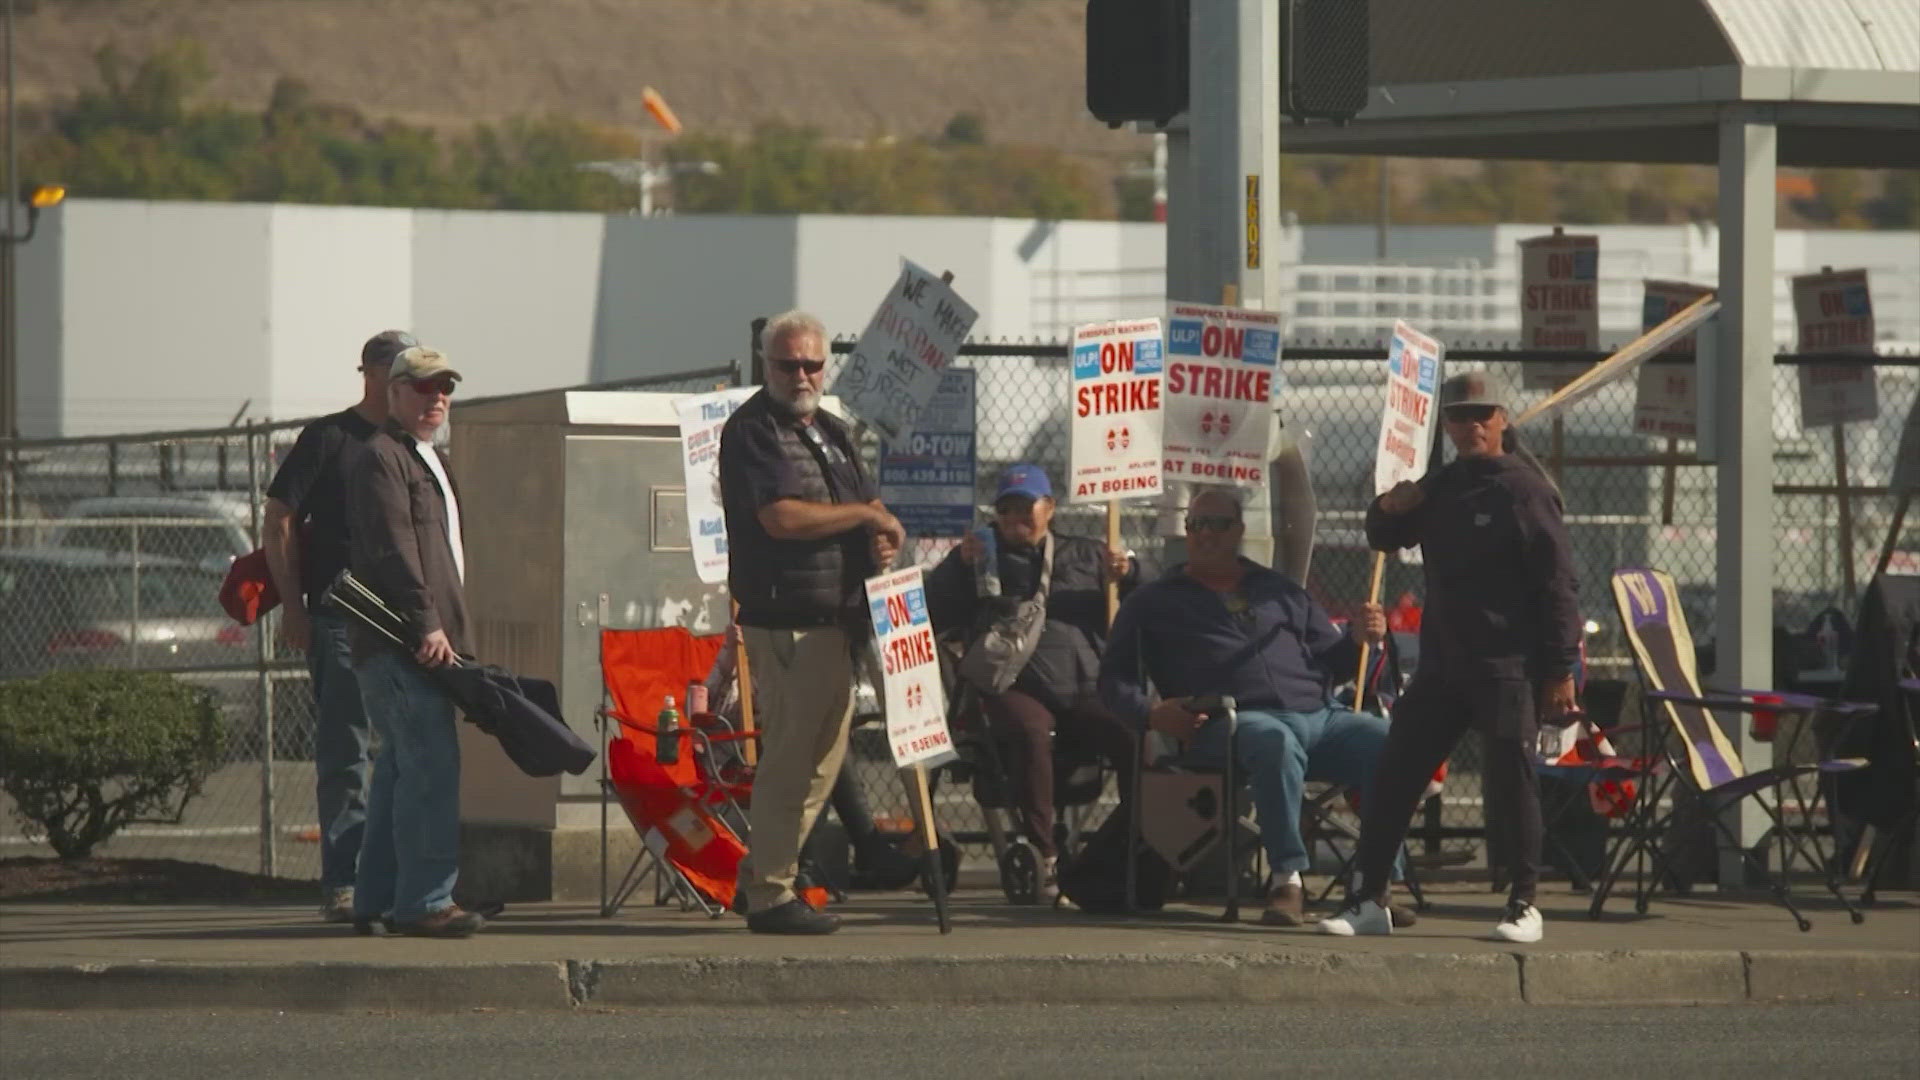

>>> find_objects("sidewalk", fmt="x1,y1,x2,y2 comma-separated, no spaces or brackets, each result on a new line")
3,883,1916,1011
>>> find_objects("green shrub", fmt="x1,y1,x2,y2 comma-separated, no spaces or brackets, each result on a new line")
0,670,225,860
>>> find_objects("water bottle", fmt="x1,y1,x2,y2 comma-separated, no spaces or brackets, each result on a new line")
975,526,1000,597
656,695,681,765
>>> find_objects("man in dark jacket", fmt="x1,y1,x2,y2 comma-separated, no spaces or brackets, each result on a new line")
925,464,1136,901
263,328,412,922
1322,370,1580,944
344,345,484,939
1100,486,1403,927
719,310,905,935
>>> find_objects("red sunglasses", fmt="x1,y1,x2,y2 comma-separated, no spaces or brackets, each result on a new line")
405,376,458,396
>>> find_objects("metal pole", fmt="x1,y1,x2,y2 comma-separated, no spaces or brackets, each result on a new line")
246,422,276,875
3,0,16,449
1714,111,1777,884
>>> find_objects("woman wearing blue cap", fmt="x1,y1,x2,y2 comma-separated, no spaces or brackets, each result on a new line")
924,463,1137,903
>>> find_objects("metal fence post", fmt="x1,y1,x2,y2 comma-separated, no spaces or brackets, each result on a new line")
246,421,276,877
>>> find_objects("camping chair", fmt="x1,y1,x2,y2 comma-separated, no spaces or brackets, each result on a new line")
1591,568,1875,931
596,626,758,918
1124,695,1251,922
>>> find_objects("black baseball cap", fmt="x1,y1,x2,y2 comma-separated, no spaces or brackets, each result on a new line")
360,330,418,371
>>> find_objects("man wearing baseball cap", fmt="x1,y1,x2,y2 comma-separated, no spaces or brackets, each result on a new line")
345,344,482,937
262,329,415,923
1323,368,1580,944
924,463,1136,903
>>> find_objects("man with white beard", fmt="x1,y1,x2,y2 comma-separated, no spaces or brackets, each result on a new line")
718,311,906,934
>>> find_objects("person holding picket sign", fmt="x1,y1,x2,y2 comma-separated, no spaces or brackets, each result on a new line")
1321,370,1581,943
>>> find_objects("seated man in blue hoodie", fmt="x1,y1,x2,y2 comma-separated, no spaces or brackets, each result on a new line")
1099,485,1410,928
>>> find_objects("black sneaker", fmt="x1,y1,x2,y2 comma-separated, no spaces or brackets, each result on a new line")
745,898,841,935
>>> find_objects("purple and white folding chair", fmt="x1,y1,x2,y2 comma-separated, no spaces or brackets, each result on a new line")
1592,568,1875,931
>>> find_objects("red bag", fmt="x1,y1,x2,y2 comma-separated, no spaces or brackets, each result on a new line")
219,548,280,626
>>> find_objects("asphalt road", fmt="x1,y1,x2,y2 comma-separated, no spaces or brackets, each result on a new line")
3,1003,1915,1079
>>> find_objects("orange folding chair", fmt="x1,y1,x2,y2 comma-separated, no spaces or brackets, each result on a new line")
596,626,828,918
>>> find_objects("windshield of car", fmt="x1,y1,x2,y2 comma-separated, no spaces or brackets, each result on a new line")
60,567,222,621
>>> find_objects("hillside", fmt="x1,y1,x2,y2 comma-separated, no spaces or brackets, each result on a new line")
15,0,1139,157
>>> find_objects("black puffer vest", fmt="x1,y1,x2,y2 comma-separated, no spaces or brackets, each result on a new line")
720,391,873,630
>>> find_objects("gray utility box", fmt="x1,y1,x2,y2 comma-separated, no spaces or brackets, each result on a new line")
449,389,735,901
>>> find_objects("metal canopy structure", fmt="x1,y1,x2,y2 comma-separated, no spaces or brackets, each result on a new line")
1281,0,1920,168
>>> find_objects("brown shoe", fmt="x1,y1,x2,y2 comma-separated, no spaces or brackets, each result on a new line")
397,905,485,938
1261,882,1306,927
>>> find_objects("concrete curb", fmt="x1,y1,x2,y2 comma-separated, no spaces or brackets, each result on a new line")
4,951,1915,1010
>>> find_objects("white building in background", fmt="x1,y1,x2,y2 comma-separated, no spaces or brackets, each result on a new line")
12,198,1918,436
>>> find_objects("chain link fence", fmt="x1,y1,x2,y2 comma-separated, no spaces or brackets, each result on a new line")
0,365,738,881
4,346,1913,884
825,339,1918,867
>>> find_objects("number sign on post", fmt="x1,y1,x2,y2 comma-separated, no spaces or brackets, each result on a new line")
1519,230,1599,391
864,567,956,769
879,368,977,537
1793,268,1878,429
1632,280,1713,439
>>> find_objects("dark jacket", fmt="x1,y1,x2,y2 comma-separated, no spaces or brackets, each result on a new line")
1365,452,1579,683
925,529,1134,709
718,390,877,630
344,421,469,660
1099,558,1360,728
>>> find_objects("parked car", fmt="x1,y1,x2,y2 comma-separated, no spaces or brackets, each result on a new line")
0,548,309,760
45,493,255,573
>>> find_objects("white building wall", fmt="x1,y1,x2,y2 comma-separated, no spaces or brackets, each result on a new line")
12,199,1917,436
266,204,414,418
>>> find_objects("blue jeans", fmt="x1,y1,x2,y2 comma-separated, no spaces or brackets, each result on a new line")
353,650,461,923
1186,703,1401,880
309,611,372,892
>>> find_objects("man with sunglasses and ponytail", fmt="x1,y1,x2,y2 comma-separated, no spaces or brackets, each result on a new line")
1100,486,1411,929
345,345,483,938
719,310,905,935
1321,370,1580,944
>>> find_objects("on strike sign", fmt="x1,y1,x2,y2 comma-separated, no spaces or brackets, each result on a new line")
1519,231,1599,390
864,566,955,769
1069,318,1164,503
1372,321,1444,496
1632,280,1712,438
1161,302,1280,489
1793,268,1878,429
833,260,979,444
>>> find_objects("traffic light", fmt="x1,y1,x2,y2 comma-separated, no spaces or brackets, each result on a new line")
1282,0,1370,123
1085,0,1189,128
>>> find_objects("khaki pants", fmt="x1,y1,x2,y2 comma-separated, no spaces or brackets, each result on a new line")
736,624,856,913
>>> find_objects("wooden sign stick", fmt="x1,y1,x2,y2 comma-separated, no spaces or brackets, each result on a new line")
1105,500,1121,626
1354,552,1386,709
1833,424,1857,601
729,599,758,766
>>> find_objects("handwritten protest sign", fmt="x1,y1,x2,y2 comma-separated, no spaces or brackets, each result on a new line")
1069,318,1164,504
1519,231,1599,390
864,567,956,769
1632,280,1713,438
674,387,757,584
832,260,979,444
1371,321,1444,497
1793,268,1878,429
880,368,976,537
1161,302,1280,489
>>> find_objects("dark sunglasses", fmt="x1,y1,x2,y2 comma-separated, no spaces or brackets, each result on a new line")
1443,404,1499,424
771,358,827,376
405,376,458,397
1185,515,1239,533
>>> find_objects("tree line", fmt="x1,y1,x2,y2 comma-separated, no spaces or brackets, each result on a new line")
20,41,1915,228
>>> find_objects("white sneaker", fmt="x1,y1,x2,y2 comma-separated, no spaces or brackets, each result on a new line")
1318,897,1393,937
1493,900,1544,943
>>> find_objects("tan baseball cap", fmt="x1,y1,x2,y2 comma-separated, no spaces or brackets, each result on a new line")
389,346,463,383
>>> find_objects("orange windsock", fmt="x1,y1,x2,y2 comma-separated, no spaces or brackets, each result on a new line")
641,86,683,135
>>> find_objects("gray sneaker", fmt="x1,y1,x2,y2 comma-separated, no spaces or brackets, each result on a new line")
1318,897,1393,936
320,887,355,924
